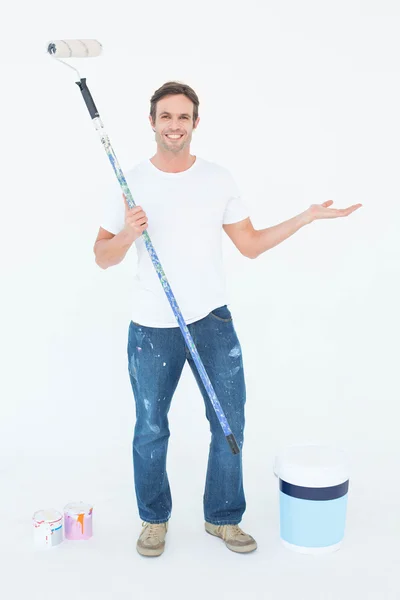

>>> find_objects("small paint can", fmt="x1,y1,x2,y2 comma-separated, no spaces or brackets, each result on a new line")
33,509,64,548
64,501,93,540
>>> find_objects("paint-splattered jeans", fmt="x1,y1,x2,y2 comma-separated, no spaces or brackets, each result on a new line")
127,304,246,525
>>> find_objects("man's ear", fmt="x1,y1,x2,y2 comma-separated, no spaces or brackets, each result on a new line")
149,115,156,131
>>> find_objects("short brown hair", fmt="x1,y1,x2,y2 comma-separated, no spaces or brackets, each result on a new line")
150,81,199,125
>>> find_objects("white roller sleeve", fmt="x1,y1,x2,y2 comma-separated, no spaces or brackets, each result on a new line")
47,39,102,58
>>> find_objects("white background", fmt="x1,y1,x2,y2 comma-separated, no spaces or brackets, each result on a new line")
1,1,399,598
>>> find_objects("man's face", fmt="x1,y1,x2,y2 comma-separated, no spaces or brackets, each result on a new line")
150,94,199,154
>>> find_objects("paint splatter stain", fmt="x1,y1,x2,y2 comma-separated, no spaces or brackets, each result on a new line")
148,422,160,434
144,399,150,411
229,345,241,358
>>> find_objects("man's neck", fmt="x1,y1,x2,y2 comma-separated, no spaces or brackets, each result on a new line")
150,152,196,173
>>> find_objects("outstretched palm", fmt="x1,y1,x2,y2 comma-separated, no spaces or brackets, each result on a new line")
307,200,362,222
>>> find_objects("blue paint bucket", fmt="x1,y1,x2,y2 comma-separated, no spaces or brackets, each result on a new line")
274,445,349,554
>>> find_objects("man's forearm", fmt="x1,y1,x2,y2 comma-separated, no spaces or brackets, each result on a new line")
252,211,312,258
94,228,137,269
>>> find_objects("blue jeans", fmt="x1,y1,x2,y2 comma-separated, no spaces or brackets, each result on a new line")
126,305,246,525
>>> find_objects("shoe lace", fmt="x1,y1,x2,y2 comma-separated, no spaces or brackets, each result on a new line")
142,521,164,542
217,524,245,541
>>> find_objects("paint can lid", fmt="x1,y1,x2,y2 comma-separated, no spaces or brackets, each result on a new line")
274,444,349,488
64,501,93,516
32,509,62,524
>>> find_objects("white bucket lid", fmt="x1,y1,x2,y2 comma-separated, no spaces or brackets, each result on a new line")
64,501,93,516
33,509,62,524
274,444,349,488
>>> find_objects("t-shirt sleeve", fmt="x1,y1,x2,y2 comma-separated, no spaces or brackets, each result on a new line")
99,180,126,235
223,171,250,225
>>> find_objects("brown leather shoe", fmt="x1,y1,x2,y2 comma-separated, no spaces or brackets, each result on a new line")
136,521,168,557
205,522,257,553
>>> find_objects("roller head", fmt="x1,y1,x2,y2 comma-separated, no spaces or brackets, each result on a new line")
47,39,102,58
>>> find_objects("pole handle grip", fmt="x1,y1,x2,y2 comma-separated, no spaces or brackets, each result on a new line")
226,434,240,455
76,78,99,119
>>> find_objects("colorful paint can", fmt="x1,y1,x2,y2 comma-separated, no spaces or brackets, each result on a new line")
274,444,349,554
33,509,64,547
64,502,93,540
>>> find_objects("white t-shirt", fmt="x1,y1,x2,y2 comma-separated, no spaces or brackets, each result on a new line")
100,156,250,327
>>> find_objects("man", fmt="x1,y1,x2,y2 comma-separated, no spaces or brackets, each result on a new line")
93,81,362,557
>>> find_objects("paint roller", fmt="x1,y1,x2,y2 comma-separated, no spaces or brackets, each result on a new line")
46,39,240,455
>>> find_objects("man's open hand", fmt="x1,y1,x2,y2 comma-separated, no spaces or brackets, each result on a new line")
304,200,363,224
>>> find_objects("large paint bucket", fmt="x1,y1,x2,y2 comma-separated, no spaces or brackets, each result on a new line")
64,501,93,540
274,444,349,554
33,509,63,548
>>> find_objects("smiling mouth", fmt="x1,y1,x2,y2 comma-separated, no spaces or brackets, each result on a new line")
165,134,184,140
